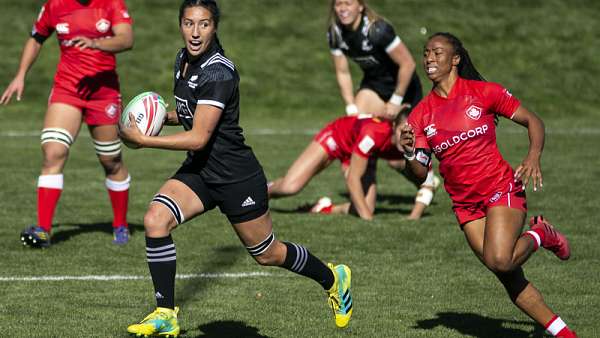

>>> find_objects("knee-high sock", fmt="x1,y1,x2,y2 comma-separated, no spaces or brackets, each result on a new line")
146,235,176,309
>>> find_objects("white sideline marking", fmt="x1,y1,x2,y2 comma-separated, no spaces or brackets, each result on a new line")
0,272,274,282
0,127,599,137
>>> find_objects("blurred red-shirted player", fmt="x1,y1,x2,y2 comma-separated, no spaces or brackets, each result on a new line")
400,32,577,337
268,110,438,221
1,0,134,247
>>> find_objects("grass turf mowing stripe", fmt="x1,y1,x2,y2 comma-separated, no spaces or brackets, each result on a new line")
0,271,277,282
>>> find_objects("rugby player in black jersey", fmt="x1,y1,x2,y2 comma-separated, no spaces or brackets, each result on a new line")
328,0,422,120
120,1,352,335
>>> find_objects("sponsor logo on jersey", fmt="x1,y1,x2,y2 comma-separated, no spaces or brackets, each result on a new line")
175,96,193,119
96,19,110,33
466,105,483,120
105,103,118,118
358,135,375,154
241,196,256,207
188,74,199,89
425,124,437,138
489,191,502,203
56,23,70,34
432,124,489,154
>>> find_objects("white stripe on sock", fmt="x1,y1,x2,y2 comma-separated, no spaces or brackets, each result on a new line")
546,316,566,336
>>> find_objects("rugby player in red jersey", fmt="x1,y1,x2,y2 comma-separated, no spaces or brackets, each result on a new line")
1,0,134,247
400,32,577,338
268,109,438,221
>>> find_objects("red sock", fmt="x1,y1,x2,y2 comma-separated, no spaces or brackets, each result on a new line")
106,176,130,228
37,174,64,232
545,315,576,337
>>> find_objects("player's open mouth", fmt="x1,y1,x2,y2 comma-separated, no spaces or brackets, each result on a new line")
189,40,202,50
426,66,437,75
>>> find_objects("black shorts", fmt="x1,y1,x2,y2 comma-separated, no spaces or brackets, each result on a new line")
359,73,423,108
172,167,269,224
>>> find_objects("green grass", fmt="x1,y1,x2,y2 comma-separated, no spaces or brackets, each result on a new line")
1,1,599,337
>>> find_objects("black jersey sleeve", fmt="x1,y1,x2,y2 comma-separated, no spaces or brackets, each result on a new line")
327,26,340,50
193,64,235,109
368,19,398,50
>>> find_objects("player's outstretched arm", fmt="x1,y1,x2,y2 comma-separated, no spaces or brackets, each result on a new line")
0,38,42,105
511,105,545,191
72,23,133,53
332,53,357,115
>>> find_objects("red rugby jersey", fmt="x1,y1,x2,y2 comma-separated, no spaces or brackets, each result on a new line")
32,0,132,89
408,77,521,204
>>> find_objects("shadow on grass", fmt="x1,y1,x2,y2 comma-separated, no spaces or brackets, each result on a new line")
51,222,144,245
413,311,546,338
177,245,245,307
183,320,270,337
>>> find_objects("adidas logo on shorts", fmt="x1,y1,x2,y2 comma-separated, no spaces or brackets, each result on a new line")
241,196,256,207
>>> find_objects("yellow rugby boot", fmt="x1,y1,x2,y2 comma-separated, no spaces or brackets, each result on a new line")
127,306,180,337
326,263,353,328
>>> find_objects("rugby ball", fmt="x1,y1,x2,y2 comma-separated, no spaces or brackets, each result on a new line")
121,92,167,136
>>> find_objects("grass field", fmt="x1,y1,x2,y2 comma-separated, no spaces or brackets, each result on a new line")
1,0,599,337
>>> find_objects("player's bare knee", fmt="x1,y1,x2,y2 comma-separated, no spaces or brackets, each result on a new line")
484,253,515,274
99,154,123,175
42,145,69,169
143,208,173,236
280,180,303,196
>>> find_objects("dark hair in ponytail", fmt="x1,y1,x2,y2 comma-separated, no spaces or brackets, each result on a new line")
179,0,220,28
430,32,484,81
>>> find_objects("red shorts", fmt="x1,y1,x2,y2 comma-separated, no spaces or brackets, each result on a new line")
314,124,351,167
452,180,527,226
48,75,122,126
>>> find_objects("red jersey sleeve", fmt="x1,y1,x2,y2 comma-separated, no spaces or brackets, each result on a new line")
32,2,53,39
488,82,521,119
407,106,430,150
109,0,133,25
352,121,389,158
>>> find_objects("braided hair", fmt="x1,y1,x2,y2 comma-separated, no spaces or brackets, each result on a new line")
429,32,484,81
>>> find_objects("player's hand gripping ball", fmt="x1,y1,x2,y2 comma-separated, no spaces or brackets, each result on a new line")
120,92,167,148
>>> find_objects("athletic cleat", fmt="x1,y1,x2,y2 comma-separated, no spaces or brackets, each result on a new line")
529,215,571,260
113,225,130,245
127,307,180,337
311,197,333,214
326,263,353,328
20,226,51,248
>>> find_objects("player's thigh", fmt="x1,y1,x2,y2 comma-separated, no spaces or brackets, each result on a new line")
88,124,119,141
146,179,206,232
43,103,83,140
462,217,486,262
284,141,331,185
484,206,526,259
355,88,385,114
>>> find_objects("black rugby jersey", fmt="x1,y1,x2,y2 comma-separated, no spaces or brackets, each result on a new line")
328,15,419,94
173,42,262,184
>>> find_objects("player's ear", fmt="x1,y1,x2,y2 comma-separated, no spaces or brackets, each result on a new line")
452,54,460,67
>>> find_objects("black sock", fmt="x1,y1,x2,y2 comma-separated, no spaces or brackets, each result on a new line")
146,235,176,309
281,242,334,290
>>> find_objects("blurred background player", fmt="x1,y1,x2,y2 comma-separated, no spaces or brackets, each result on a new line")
268,108,437,220
400,32,577,338
327,0,421,119
120,1,352,335
0,0,134,247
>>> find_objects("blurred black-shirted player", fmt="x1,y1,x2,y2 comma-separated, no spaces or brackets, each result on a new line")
327,0,422,119
120,1,354,336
